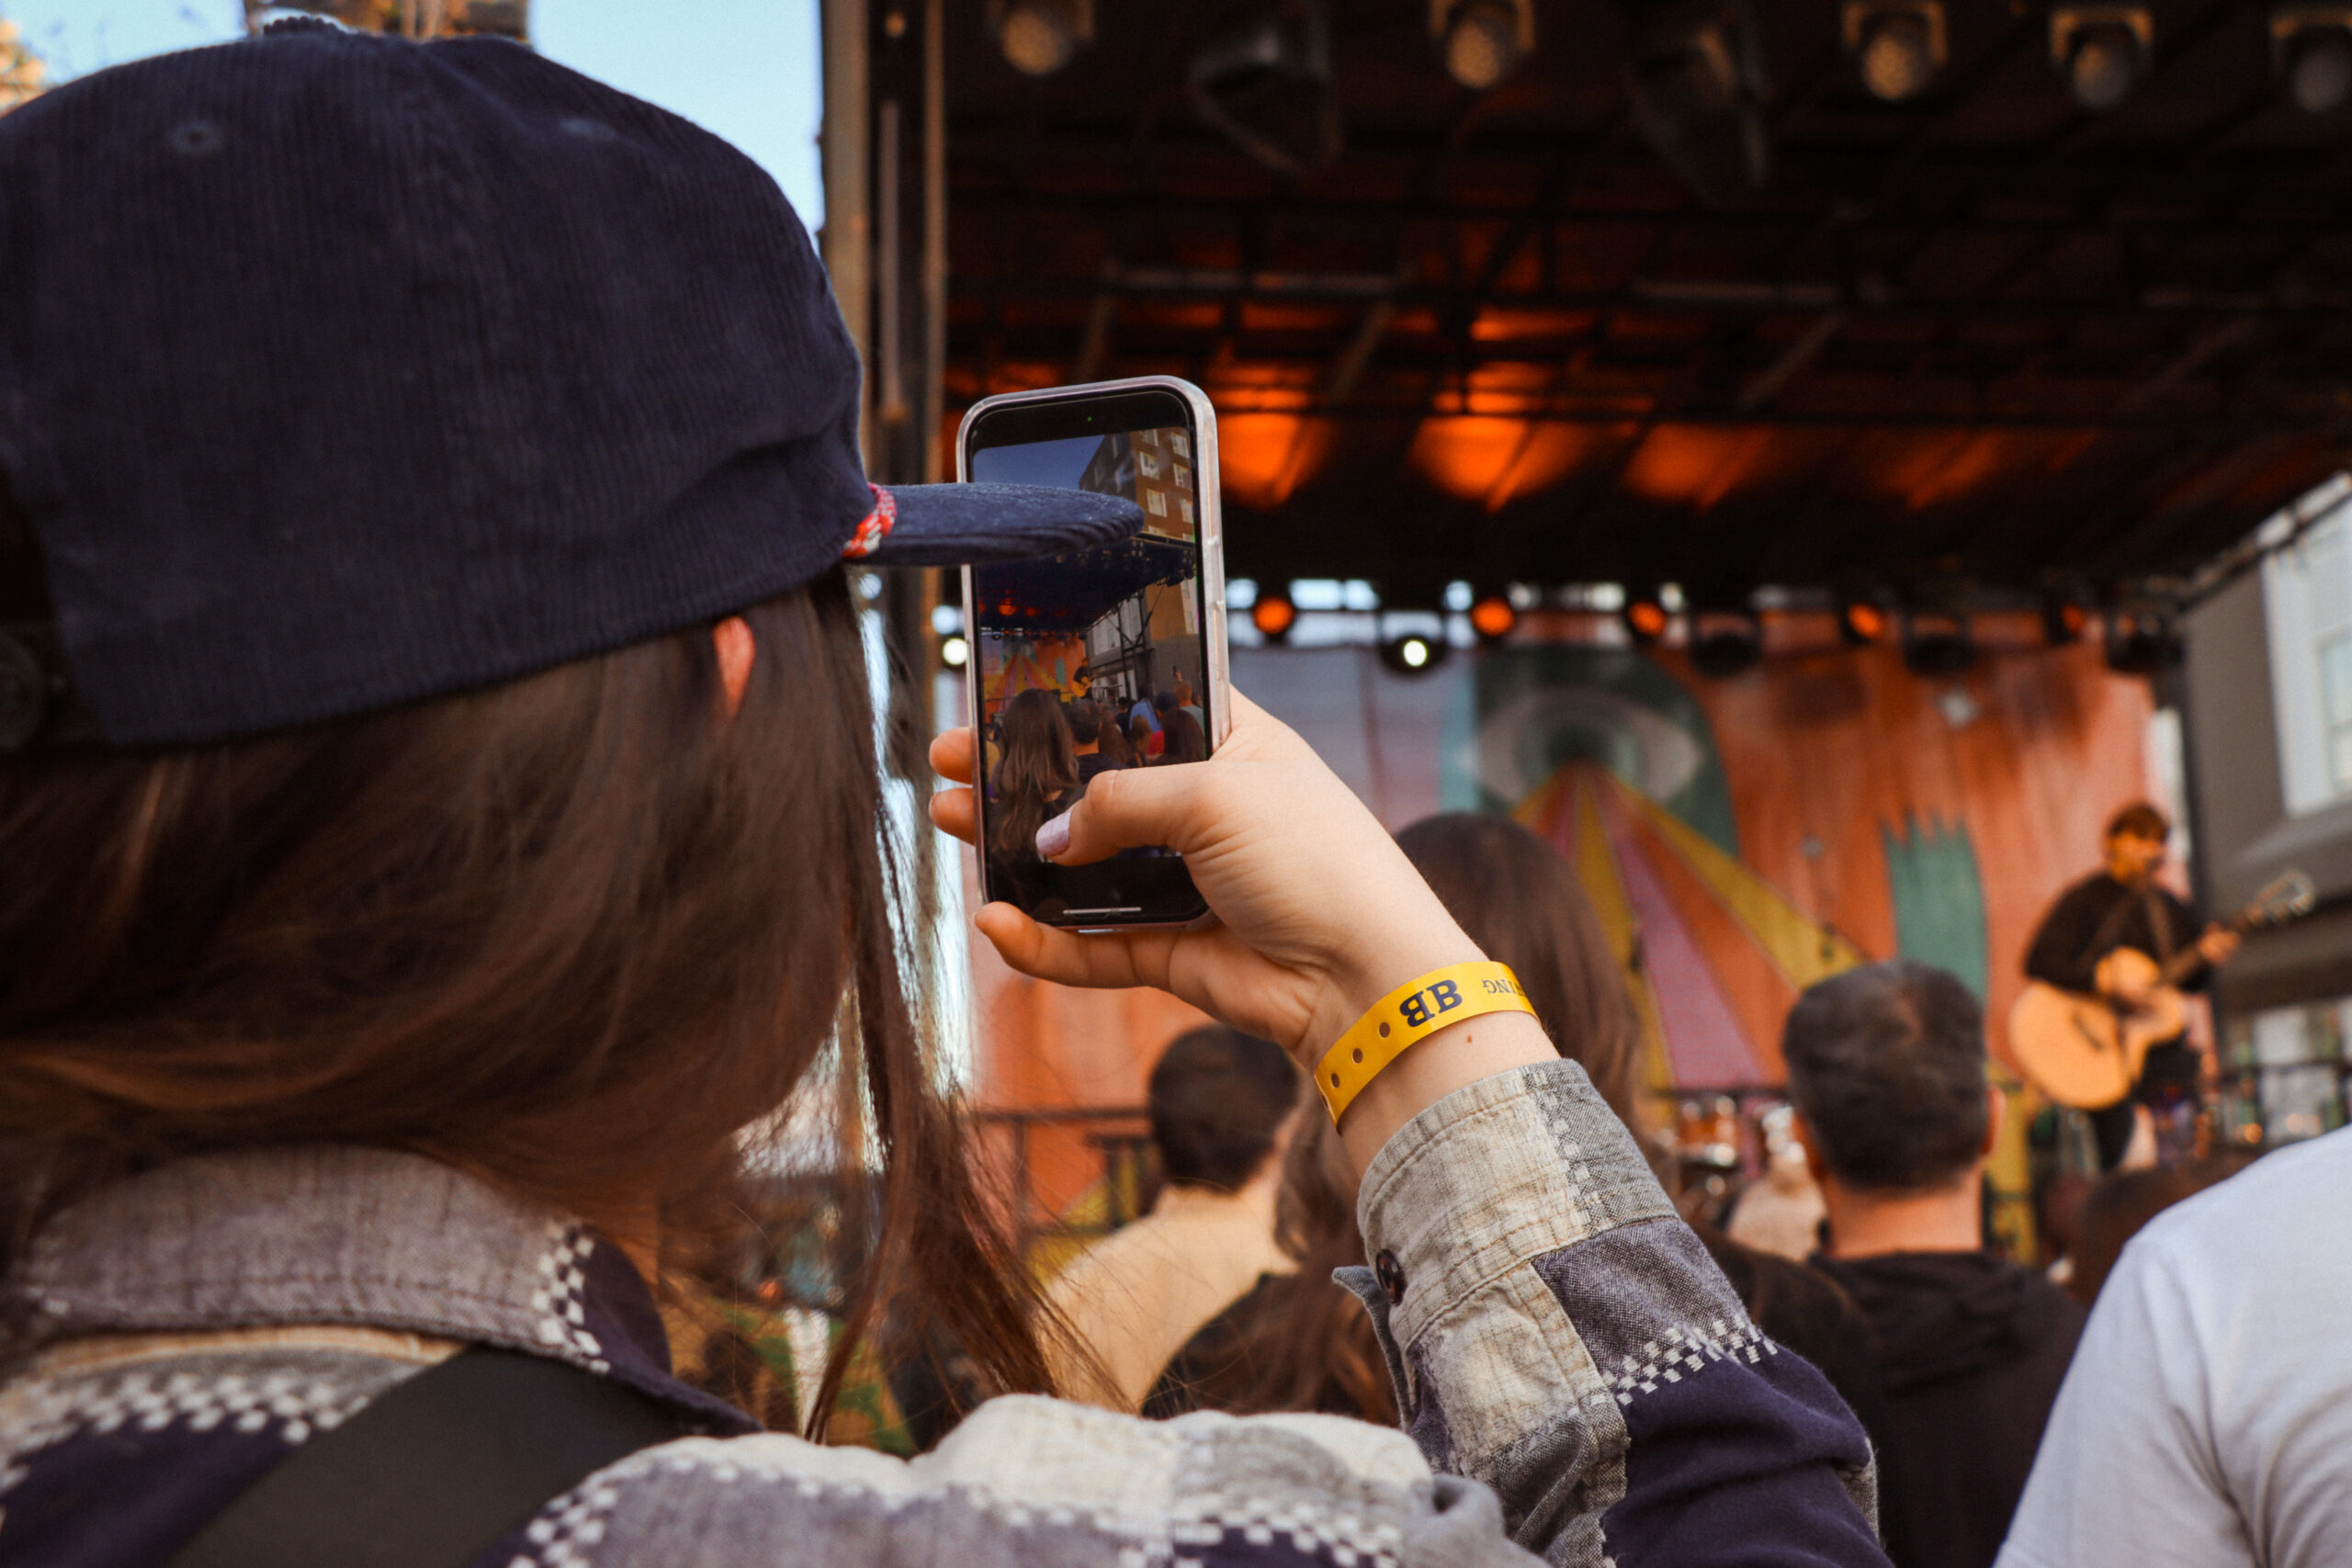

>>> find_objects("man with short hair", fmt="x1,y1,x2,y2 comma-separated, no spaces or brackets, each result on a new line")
1067,698,1121,790
1043,1027,1301,1412
1786,961,2085,1568
2022,802,2238,1169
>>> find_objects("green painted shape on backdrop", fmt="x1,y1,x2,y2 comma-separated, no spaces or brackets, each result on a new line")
1471,645,1740,855
1882,813,1989,999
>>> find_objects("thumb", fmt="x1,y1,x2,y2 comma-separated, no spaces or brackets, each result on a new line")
1039,761,1204,864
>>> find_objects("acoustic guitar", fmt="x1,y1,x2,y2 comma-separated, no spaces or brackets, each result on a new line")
2008,870,2315,1110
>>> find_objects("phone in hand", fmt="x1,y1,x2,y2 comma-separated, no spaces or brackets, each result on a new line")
957,377,1229,930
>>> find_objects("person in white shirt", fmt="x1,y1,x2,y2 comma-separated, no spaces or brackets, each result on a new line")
1996,1127,2346,1568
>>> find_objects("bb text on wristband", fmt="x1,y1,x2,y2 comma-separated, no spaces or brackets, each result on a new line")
1313,960,1536,1124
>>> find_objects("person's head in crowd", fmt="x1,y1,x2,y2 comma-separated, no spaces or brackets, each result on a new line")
1097,712,1136,767
1130,710,1163,757
0,23,1149,1436
986,687,1078,864
2104,800,2170,884
1067,698,1105,756
1781,961,1996,1253
2064,1153,2253,1304
1155,707,1206,766
1152,689,1178,717
1394,812,1645,1133
1148,1026,1301,1194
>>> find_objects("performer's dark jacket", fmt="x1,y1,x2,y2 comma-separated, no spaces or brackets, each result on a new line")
2023,872,2210,998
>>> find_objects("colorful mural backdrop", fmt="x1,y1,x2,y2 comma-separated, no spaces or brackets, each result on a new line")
968,626,2166,1248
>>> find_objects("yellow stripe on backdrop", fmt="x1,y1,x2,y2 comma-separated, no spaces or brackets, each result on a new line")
1512,768,1679,1107
1616,776,1866,990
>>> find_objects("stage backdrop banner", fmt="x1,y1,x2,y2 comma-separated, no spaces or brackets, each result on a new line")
966,631,2167,1251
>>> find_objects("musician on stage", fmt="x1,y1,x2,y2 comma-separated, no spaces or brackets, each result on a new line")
2023,802,2239,1171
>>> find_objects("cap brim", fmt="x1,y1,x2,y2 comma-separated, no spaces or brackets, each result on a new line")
860,482,1146,567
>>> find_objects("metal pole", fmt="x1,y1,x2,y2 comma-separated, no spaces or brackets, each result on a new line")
820,0,873,466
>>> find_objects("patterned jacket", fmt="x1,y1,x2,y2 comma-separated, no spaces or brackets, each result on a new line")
0,1061,1886,1568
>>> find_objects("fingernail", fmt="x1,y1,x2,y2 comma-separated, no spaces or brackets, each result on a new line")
1035,810,1072,860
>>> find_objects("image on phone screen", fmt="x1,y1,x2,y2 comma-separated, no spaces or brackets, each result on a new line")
967,395,1215,926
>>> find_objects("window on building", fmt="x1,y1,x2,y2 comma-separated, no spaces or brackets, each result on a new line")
2324,633,2352,794
1174,464,1190,488
1170,432,1190,457
1146,490,1166,516
1179,497,1193,525
1137,452,1160,478
2265,498,2352,814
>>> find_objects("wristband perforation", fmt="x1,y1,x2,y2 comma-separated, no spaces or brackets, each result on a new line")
1313,961,1535,1123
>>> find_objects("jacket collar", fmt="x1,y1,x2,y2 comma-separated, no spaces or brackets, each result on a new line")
12,1145,756,1434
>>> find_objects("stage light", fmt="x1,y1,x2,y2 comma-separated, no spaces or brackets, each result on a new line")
941,635,969,669
2102,606,2182,674
1432,0,1533,90
2040,587,2089,646
1844,0,1944,101
2273,7,2352,113
1837,588,1890,646
1191,0,1342,177
1623,592,1671,645
1689,610,1764,677
1252,590,1298,641
2051,6,2152,112
1623,0,1772,206
1470,594,1519,643
1380,631,1449,675
989,0,1093,75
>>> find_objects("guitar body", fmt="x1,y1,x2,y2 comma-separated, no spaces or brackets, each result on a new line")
2008,949,2188,1111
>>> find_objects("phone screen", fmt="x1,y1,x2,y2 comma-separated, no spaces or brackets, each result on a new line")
966,386,1215,927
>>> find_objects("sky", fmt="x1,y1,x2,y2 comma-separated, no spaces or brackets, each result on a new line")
968,434,1105,491
0,0,825,223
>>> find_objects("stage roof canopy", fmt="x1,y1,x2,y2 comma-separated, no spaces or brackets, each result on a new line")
942,0,2352,603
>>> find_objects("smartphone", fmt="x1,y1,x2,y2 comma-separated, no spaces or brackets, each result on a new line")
958,376,1229,930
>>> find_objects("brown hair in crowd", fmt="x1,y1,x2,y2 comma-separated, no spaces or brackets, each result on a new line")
1096,712,1135,768
986,686,1078,865
2065,1153,2252,1305
1148,1026,1299,1191
0,542,1052,1434
1154,708,1206,766
2106,800,2170,842
1396,812,1647,1132
1154,810,1650,1426
1147,1114,1397,1424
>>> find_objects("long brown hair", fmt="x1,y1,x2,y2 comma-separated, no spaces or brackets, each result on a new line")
1396,811,1646,1132
1154,708,1206,766
0,563,1051,1433
1149,1115,1396,1424
985,686,1077,864
1158,810,1650,1427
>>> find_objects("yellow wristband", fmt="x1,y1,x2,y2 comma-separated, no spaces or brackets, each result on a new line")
1313,961,1536,1124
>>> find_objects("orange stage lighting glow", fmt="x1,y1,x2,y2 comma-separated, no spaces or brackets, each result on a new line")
1408,417,1606,511
1251,595,1298,638
1843,603,1889,642
1623,424,1774,511
1470,595,1518,639
1217,412,1332,511
1627,600,1669,638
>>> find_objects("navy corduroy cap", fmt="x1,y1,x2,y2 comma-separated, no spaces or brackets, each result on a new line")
0,20,1139,748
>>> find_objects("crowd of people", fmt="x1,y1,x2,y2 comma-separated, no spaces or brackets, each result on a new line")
1027,807,2324,1568
984,676,1206,865
0,22,2340,1568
